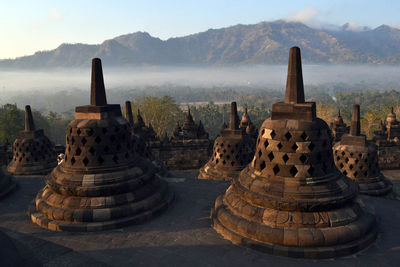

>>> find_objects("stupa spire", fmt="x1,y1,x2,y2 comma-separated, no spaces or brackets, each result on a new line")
90,58,107,106
125,101,134,126
350,104,361,136
284,46,305,104
24,105,35,131
228,102,239,130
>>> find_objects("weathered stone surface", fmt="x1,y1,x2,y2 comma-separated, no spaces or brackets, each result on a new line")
199,102,254,181
211,47,377,258
330,109,349,142
373,108,400,169
29,58,173,232
7,105,57,175
149,109,211,170
333,105,392,196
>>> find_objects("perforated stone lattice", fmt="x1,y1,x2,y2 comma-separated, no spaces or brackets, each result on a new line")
211,138,254,168
63,121,135,169
13,135,55,164
251,127,334,178
334,146,380,179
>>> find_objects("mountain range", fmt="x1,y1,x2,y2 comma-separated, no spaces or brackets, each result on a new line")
1,20,400,68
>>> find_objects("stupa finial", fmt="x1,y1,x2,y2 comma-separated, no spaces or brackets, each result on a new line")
350,104,361,136
90,58,107,106
125,101,134,126
25,105,35,131
228,102,240,130
284,46,305,104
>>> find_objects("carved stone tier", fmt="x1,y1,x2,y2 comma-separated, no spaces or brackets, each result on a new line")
7,106,57,175
211,47,377,259
333,105,392,196
30,58,173,231
199,102,253,181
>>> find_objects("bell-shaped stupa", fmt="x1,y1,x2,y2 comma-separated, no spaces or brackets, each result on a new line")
30,59,173,231
333,105,392,196
7,105,57,175
198,102,253,181
211,47,377,258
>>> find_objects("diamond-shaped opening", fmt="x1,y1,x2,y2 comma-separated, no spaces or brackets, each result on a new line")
299,154,307,163
216,159,219,164
308,166,315,175
343,170,348,175
300,132,308,140
95,136,102,144
345,157,349,163
277,142,283,150
364,171,368,176
227,155,231,160
22,153,25,158
221,143,224,147
264,140,269,148
227,144,231,148
70,157,76,165
89,147,95,155
350,152,354,157
81,137,87,145
230,150,234,154
358,153,362,157
355,159,359,164
282,154,289,163
82,157,89,166
223,149,227,153
86,129,93,136
268,152,274,161
217,148,220,152
113,155,119,163
284,132,292,140
336,156,340,161
69,127,73,134
18,158,22,162
71,137,75,145
354,171,358,177
231,161,235,166
26,158,29,162
272,165,280,175
110,135,116,142
235,155,239,159
292,143,298,151
349,164,353,170
75,147,82,156
258,150,262,158
259,160,266,171
289,166,298,177
222,160,226,165
270,130,276,139
77,129,81,135
341,151,345,156
97,156,104,165
308,143,315,151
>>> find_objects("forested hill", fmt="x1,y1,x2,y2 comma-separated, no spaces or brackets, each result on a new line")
1,20,400,68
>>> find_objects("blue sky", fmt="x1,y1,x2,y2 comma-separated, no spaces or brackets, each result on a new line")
1,0,399,59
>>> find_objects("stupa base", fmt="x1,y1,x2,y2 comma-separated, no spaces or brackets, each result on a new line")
198,164,240,181
29,185,174,232
211,195,378,259
7,165,56,176
357,175,393,196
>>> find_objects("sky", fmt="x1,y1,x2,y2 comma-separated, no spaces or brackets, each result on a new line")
1,0,399,59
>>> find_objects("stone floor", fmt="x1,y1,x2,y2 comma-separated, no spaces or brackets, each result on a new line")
0,171,399,267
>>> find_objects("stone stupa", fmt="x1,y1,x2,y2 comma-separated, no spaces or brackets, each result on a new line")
331,109,349,142
198,102,253,181
7,105,57,175
333,104,392,196
211,47,377,258
30,58,173,231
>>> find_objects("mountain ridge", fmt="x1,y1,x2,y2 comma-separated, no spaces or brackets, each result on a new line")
1,20,400,68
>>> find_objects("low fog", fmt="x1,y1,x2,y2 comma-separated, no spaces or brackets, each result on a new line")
0,65,399,112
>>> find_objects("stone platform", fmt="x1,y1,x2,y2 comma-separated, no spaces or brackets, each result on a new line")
0,172,399,266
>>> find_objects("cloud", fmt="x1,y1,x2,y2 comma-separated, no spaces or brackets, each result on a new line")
285,7,341,31
48,8,62,22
